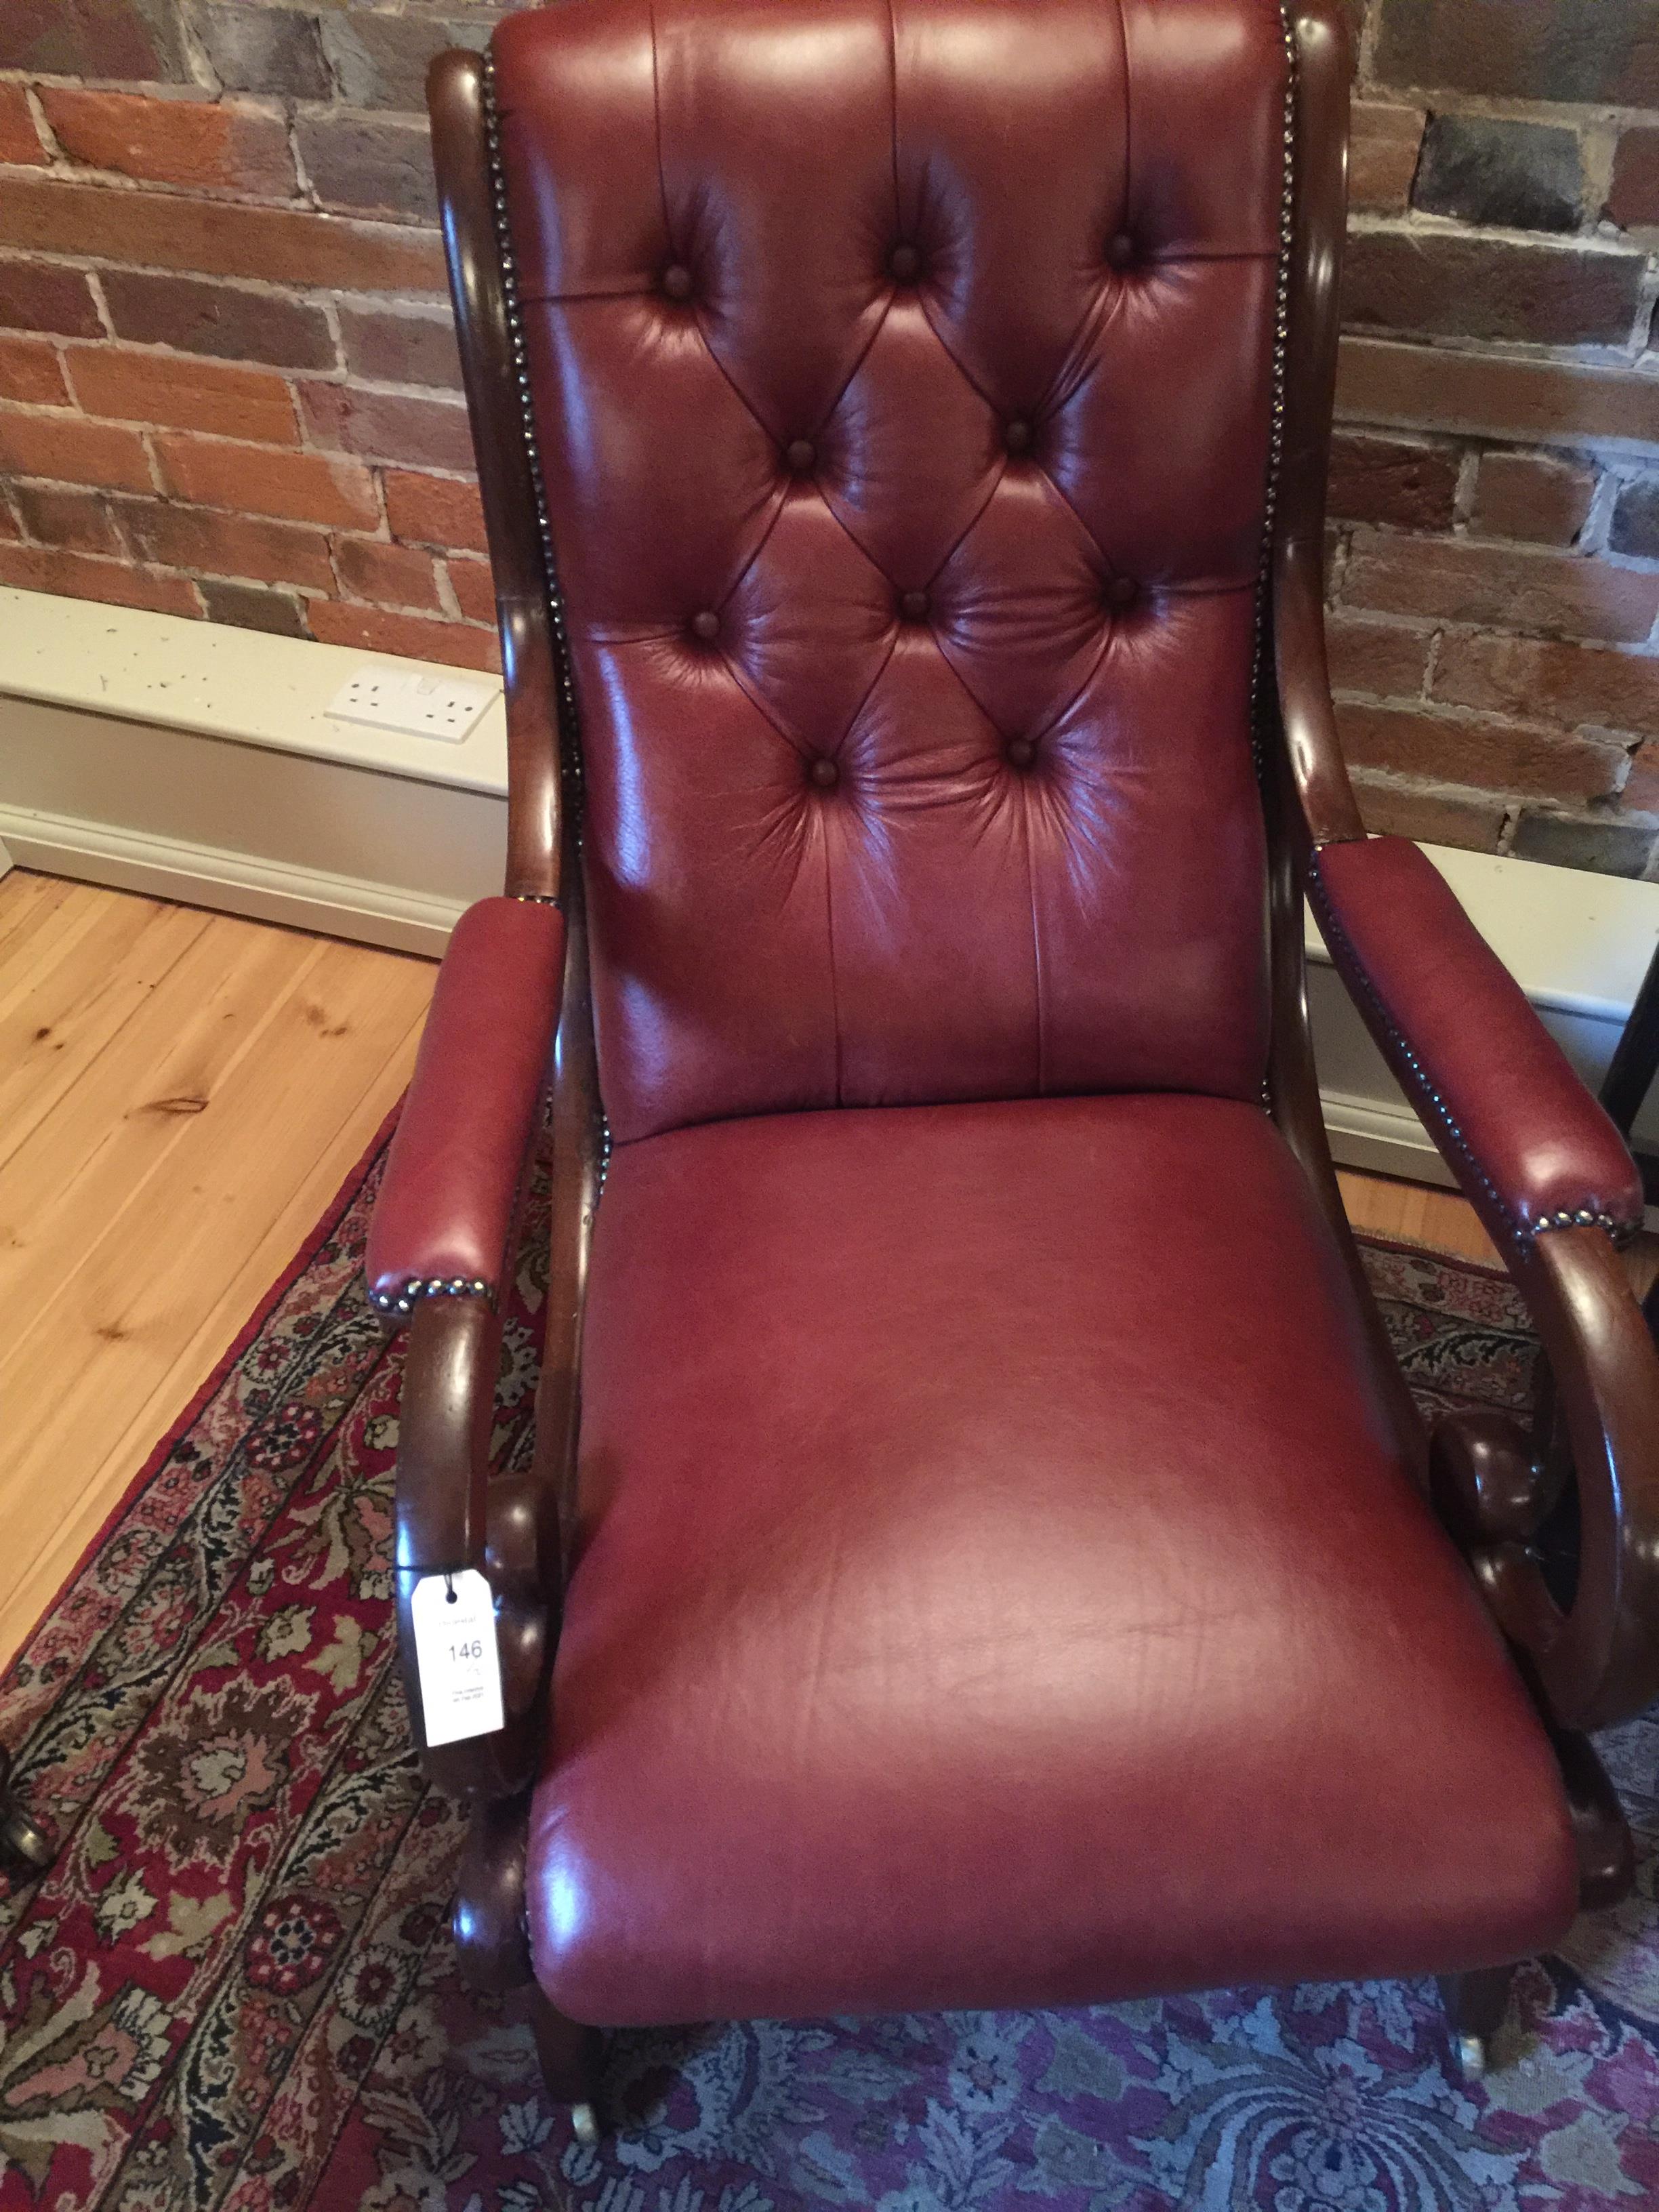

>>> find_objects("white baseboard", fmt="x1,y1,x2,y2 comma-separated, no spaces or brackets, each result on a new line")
1318,1087,1452,1187
0,804,468,958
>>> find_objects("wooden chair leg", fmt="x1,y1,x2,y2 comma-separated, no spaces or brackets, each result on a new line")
0,1746,52,1880
1439,1963,1514,2080
531,1987,604,2142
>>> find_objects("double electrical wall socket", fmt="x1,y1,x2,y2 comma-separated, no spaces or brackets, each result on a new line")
327,667,498,743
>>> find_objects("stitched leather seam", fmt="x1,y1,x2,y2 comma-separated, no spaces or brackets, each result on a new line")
1307,862,1638,1248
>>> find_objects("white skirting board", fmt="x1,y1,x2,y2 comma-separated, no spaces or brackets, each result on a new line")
3,586,1657,1199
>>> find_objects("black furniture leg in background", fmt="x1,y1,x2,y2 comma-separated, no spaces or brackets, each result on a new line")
1601,937,1659,1158
1599,936,1659,1335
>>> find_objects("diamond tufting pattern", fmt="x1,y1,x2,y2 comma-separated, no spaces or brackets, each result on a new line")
495,0,1288,1144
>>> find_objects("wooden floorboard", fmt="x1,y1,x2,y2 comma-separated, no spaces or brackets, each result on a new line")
0,869,436,1668
2,865,1652,1671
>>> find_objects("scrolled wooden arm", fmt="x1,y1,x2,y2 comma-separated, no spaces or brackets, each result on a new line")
392,1293,555,1797
1277,1,1659,1746
1431,1231,1659,1735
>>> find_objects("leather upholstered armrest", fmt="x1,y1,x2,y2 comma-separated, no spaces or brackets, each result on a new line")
1308,836,1642,1254
367,897,566,1316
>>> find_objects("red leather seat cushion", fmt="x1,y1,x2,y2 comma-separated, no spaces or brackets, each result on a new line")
529,1095,1576,2025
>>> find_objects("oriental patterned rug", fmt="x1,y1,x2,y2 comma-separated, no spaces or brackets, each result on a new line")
2,1132,1656,2212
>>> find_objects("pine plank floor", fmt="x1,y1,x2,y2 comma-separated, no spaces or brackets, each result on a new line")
1,867,1651,1671
0,869,436,1668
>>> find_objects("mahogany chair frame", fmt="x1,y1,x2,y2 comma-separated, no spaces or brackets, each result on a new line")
386,1,1659,2116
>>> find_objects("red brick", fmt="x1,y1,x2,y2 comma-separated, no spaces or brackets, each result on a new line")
1349,104,1426,216
384,469,487,554
446,556,495,625
118,498,336,589
0,259,102,338
1349,770,1509,853
1336,337,1659,451
308,600,501,672
333,533,441,610
100,271,334,371
1433,632,1659,742
152,434,378,527
300,382,474,473
1608,127,1659,232
36,89,296,198
12,482,121,554
0,544,200,616
0,334,67,407
0,85,45,167
1471,453,1596,548
67,348,298,445
0,409,152,491
1342,230,1645,350
1328,432,1458,530
1336,699,1624,803
1326,612,1432,698
1341,529,1659,646
0,176,445,295
0,501,19,543
338,304,462,390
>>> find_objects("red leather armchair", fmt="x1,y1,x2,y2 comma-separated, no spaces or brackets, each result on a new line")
370,0,1659,2133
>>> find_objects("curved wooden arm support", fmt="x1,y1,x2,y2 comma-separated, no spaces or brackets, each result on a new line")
1430,1231,1659,1736
453,1790,535,1988
393,1294,556,1800
1275,3,1659,1765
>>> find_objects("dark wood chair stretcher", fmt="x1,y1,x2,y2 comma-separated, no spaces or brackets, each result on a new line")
360,0,1659,2135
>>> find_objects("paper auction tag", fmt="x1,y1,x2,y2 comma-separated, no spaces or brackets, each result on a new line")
410,1570,504,1746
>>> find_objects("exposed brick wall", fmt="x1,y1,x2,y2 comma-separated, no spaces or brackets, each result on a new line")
0,0,1656,874
1337,0,1659,876
0,1,503,668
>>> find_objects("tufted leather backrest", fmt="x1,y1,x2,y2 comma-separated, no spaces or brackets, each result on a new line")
493,0,1286,1145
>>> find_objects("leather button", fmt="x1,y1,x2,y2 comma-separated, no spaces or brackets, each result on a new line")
785,438,816,474
808,756,839,790
1004,418,1033,457
1105,232,1137,271
899,589,930,621
689,609,720,642
888,242,922,283
1006,737,1036,770
661,263,694,302
1106,575,1139,611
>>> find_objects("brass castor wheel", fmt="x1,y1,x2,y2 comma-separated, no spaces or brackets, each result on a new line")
0,1746,52,1879
1454,2032,1488,2082
569,2102,600,2146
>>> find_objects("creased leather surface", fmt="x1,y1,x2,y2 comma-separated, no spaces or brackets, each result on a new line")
366,898,565,1300
493,0,1280,1141
1311,838,1642,1244
528,1094,1577,2025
